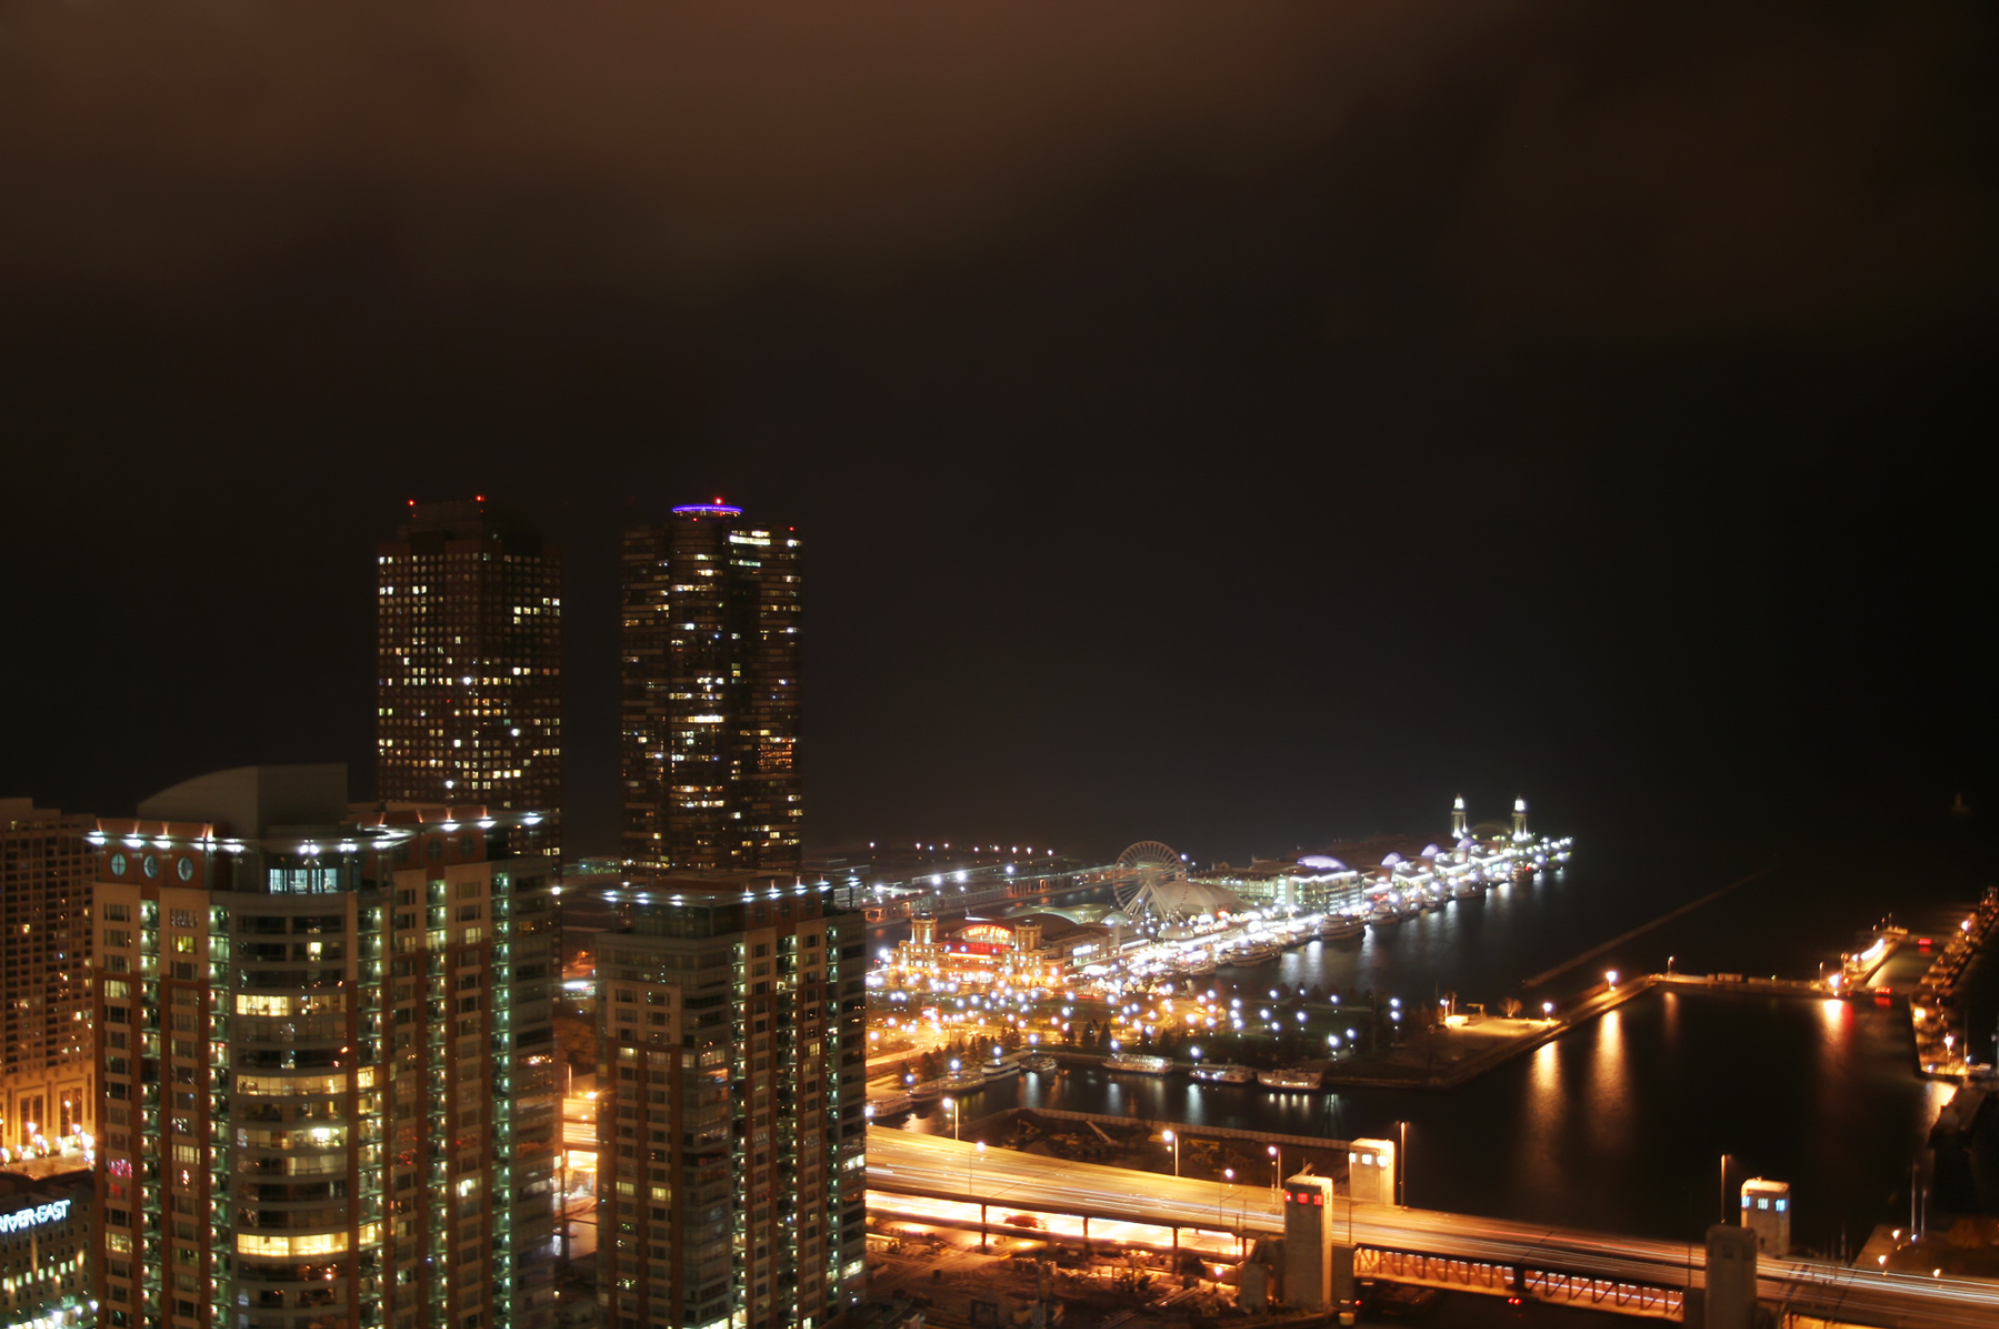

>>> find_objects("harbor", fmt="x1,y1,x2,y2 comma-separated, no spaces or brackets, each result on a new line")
864,815,1999,1257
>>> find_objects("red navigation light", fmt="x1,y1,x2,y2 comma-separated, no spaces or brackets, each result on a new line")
1919,938,1932,949
476,494,484,503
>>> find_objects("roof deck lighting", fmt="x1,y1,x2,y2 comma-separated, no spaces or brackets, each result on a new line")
672,502,744,517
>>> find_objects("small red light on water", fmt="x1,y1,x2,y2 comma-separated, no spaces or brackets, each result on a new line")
1920,938,1932,948
476,494,484,502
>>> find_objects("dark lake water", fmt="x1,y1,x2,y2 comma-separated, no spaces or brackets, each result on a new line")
877,811,1998,1255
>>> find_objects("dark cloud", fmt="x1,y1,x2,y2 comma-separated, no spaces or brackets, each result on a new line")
0,2,1990,858
0,3,1500,293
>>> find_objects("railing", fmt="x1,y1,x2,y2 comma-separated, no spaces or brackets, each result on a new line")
1524,1267,1685,1321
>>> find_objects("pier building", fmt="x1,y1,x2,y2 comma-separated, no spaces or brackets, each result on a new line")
1191,797,1570,922
889,912,1114,988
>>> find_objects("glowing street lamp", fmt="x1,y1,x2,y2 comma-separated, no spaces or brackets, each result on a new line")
1163,1129,1179,1177
1268,1143,1281,1195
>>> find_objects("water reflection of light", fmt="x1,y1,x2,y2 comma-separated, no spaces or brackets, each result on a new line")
1516,1042,1564,1194
1527,1041,1563,1117
1589,1010,1630,1151
1818,997,1851,1042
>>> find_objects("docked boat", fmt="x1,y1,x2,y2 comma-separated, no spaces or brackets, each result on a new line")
911,1068,986,1100
1319,914,1365,941
1020,1053,1058,1074
981,1057,1022,1081
1258,1067,1323,1091
1189,1063,1254,1085
1231,938,1282,964
1103,1053,1173,1076
865,1092,913,1119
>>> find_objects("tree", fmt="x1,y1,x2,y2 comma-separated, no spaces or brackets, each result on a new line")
553,1015,597,1069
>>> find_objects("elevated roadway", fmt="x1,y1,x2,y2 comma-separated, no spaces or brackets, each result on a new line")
867,1129,1999,1328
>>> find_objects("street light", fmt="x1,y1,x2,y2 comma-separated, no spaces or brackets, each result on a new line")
1220,1167,1235,1229
1163,1129,1180,1178
1268,1144,1281,1196
944,1096,960,1142
1396,1121,1408,1207
974,1140,987,1251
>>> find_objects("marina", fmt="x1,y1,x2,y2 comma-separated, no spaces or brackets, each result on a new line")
865,815,1999,1257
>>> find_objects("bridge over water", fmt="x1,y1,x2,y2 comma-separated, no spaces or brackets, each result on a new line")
866,1129,1999,1328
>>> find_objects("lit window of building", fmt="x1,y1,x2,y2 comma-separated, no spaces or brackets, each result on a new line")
378,500,562,859
583,872,865,1329
620,503,801,872
90,764,559,1329
0,800,95,1155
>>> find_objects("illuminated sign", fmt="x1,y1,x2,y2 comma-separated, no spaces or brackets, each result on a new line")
0,1198,71,1234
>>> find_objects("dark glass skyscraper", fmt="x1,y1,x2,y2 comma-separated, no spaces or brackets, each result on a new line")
620,503,801,872
377,500,562,859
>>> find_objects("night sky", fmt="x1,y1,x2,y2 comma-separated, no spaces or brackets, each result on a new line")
2,3,1991,866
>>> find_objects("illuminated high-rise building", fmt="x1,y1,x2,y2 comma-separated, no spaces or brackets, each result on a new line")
378,500,562,858
589,872,866,1329
89,764,559,1329
620,503,801,872
0,799,95,1152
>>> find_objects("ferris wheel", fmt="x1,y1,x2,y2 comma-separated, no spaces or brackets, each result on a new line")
1111,840,1189,923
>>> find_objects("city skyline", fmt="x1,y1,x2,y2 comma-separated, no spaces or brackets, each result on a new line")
0,7,1992,1328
